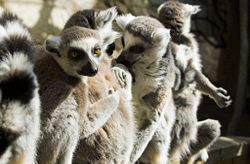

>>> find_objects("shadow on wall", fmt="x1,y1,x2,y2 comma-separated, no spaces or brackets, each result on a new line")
30,0,60,43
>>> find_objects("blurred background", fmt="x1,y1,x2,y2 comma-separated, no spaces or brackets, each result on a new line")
1,0,249,136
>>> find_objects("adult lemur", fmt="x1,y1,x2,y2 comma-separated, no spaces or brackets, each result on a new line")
0,8,40,164
115,14,176,163
157,1,232,162
63,7,135,164
36,7,135,164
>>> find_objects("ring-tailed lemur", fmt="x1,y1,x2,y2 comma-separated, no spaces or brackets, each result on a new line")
62,7,135,163
64,7,132,99
157,1,232,162
115,14,176,164
0,8,40,164
35,25,124,164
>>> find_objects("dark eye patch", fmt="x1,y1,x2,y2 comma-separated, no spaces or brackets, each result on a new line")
68,47,87,61
129,45,145,54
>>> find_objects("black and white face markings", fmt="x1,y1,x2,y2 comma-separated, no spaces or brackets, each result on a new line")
116,41,145,67
44,26,111,77
67,45,102,77
64,7,119,56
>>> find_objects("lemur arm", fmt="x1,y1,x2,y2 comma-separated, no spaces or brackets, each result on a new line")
193,66,232,108
130,82,172,163
80,90,120,138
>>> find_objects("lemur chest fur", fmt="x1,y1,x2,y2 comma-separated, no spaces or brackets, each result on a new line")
34,54,88,122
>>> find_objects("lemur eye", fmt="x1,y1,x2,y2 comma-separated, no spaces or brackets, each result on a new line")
129,45,145,54
93,47,102,57
70,53,79,58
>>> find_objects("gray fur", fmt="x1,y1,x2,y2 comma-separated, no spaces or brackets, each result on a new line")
116,14,176,163
35,25,123,164
157,1,231,162
60,8,136,164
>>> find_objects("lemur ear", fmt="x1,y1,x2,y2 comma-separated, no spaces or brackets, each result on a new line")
183,4,201,15
44,36,61,56
96,7,118,28
152,28,171,44
99,29,121,49
116,14,135,31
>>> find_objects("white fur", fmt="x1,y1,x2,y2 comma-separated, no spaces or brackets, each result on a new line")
118,19,176,163
0,52,34,79
0,63,40,164
96,7,117,29
0,25,8,42
151,28,171,43
5,20,31,39
116,14,136,30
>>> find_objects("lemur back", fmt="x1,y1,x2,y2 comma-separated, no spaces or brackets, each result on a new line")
158,1,231,162
63,8,135,163
0,8,40,164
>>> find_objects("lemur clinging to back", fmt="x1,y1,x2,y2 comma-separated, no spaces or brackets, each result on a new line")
115,14,176,164
157,1,232,163
0,8,40,164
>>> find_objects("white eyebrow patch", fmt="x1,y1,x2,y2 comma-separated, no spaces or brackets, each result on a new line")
70,37,99,52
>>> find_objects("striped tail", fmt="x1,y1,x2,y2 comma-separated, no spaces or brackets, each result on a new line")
0,7,37,105
0,8,40,161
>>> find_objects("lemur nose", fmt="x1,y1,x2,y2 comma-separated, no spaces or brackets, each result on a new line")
88,66,98,76
86,61,98,77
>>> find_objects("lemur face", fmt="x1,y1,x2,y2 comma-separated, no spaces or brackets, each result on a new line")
157,1,200,34
45,26,120,78
115,15,170,68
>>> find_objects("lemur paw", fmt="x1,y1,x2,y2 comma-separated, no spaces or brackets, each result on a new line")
108,88,119,99
213,87,232,108
200,149,209,162
108,87,116,95
112,64,131,89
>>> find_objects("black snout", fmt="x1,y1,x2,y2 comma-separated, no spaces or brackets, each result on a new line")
78,61,98,77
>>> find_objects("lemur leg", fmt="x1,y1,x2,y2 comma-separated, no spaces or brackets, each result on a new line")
56,137,78,164
139,121,172,164
187,119,221,163
130,85,172,163
112,64,132,100
81,90,120,138
194,69,232,108
139,94,175,164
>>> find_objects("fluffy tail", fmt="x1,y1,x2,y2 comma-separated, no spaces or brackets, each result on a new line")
0,8,39,160
0,8,36,104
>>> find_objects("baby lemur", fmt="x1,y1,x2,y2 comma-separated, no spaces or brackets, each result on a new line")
157,1,232,162
0,8,40,164
116,14,176,163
